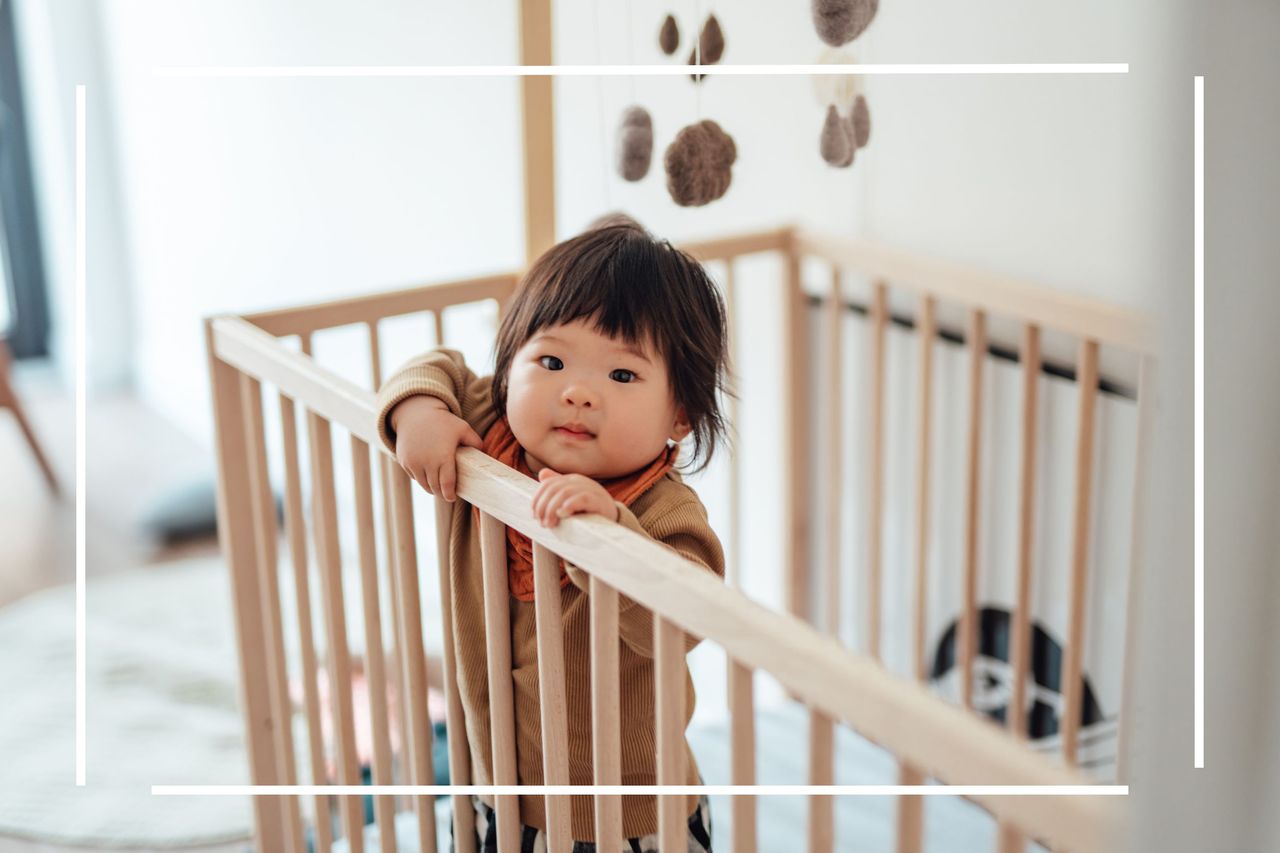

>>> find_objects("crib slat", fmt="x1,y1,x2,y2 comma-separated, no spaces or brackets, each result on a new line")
434,496,477,853
434,311,446,349
380,455,415,809
895,295,936,853
241,376,306,852
478,512,520,852
1062,339,1100,766
725,259,758,853
997,325,1042,853
1008,325,1040,740
728,661,757,853
784,247,811,623
1117,356,1155,784
913,295,936,683
351,436,398,853
367,321,415,815
279,393,334,853
825,268,843,638
725,260,742,588
532,544,573,852
895,771,925,853
306,412,367,852
960,310,987,711
388,466,440,853
808,710,835,853
590,576,623,847
655,615,687,853
868,281,888,659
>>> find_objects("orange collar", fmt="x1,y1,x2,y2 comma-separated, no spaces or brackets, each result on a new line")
473,417,677,601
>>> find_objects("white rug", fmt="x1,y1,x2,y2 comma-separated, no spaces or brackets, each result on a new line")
0,558,253,847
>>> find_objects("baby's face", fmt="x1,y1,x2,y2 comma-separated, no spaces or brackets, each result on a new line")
505,320,689,479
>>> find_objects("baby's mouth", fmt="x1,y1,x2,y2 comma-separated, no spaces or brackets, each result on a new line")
554,424,595,441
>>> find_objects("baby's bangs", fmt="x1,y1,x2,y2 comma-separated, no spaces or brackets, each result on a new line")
528,233,675,356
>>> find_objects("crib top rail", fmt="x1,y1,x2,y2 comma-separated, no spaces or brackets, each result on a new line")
236,225,1152,360
242,272,519,339
209,313,1124,851
793,228,1157,354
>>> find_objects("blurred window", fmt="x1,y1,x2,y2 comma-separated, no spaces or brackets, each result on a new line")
0,0,49,356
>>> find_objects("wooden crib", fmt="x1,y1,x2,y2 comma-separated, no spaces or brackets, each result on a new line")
205,225,1152,853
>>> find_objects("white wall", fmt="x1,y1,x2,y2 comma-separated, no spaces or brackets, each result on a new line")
860,0,1188,385
87,0,525,442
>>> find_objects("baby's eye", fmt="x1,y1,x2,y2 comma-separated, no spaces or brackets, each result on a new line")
609,368,636,383
539,355,564,370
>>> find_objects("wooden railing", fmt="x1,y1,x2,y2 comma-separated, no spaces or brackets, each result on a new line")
206,226,1146,852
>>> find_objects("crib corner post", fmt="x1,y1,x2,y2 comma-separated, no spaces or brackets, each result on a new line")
204,318,287,850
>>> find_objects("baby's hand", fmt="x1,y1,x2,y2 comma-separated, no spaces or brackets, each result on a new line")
389,395,484,502
531,469,619,527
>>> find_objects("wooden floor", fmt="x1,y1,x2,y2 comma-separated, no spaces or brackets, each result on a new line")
0,361,222,609
0,361,243,852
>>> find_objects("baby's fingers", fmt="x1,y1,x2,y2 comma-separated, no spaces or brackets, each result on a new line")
438,459,458,502
422,463,440,498
556,493,589,518
531,478,566,523
532,483,558,526
460,426,485,450
536,484,571,527
403,461,429,494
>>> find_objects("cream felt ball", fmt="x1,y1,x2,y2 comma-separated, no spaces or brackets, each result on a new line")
616,106,654,182
812,0,879,47
810,47,861,106
664,119,737,206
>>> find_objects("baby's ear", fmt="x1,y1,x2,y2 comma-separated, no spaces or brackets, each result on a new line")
671,406,693,442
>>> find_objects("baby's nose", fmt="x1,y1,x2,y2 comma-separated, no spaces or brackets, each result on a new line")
562,384,597,408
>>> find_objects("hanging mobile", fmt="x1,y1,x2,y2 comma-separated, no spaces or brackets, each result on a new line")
616,106,654,181
688,14,725,82
811,0,878,47
665,119,737,206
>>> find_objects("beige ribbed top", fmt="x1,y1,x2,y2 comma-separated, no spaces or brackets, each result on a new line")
375,349,725,841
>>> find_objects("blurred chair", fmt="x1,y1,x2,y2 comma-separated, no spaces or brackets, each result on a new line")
0,335,58,494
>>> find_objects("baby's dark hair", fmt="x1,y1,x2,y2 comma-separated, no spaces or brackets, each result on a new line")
492,215,731,473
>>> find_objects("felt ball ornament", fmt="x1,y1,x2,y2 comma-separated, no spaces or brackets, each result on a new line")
659,14,680,55
812,0,878,47
820,105,854,168
851,94,871,148
664,119,737,206
839,116,856,165
810,47,860,106
615,106,654,182
688,14,725,82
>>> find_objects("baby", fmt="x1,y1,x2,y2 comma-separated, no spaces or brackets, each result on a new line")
376,216,729,851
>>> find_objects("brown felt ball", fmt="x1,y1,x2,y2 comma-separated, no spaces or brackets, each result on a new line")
812,0,878,47
688,14,725,82
851,94,871,148
664,119,737,206
820,105,853,167
659,14,680,55
616,106,654,182
840,115,856,166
